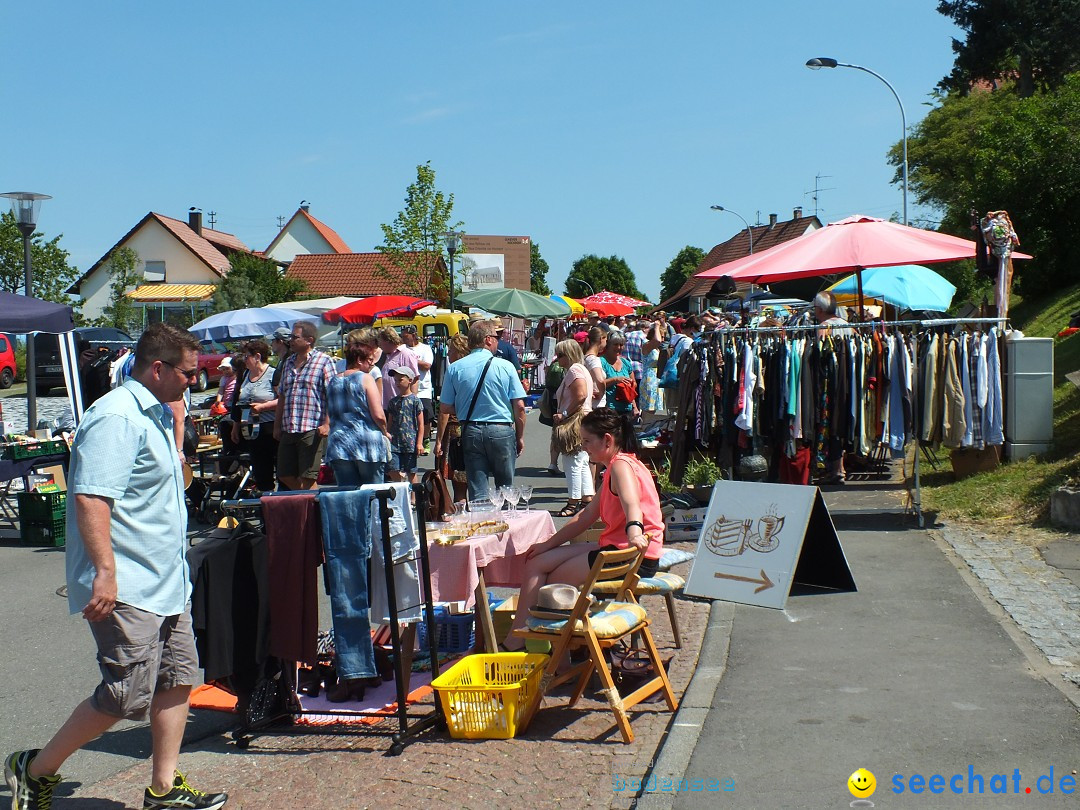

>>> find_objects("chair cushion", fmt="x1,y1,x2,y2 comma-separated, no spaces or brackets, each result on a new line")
591,572,686,595
658,548,695,571
525,601,647,638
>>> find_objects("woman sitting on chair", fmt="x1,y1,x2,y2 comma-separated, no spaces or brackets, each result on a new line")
504,407,664,648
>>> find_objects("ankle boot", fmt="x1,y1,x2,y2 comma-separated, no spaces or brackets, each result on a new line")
297,666,322,697
325,677,366,703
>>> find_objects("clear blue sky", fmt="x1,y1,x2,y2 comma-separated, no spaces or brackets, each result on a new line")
4,1,961,303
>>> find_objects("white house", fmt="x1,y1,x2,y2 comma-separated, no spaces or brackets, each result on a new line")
69,210,251,322
263,202,351,265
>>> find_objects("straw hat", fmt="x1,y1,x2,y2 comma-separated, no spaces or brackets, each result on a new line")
529,583,588,620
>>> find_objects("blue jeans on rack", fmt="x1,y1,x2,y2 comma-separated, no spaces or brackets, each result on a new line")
317,490,377,680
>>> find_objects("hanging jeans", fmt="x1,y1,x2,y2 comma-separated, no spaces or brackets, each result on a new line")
317,490,377,680
562,449,594,499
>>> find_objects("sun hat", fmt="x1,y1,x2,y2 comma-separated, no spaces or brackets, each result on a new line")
492,316,505,331
529,584,592,620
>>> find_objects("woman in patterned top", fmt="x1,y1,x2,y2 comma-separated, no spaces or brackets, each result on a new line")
325,342,390,486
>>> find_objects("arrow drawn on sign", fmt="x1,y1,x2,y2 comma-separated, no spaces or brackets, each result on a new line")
714,569,774,593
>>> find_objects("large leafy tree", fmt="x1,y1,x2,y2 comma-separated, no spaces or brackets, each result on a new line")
213,252,308,313
0,211,79,304
659,245,705,303
938,0,1080,97
566,254,644,299
99,246,142,331
530,241,552,296
376,161,462,302
895,76,1080,297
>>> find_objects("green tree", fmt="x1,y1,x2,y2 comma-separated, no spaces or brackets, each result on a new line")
566,255,644,300
530,241,552,296
938,0,1080,97
213,253,308,313
99,246,142,331
0,210,79,304
659,245,705,303
895,76,1080,297
376,161,462,302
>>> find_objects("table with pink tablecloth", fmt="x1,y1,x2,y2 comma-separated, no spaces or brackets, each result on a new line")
427,509,556,608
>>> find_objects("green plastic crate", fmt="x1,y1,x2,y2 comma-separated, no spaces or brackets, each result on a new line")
1,440,66,460
17,492,66,524
20,516,66,547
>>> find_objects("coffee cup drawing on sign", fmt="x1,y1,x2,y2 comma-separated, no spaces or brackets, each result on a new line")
748,506,784,553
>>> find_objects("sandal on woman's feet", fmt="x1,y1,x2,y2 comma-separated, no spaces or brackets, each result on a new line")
555,501,581,517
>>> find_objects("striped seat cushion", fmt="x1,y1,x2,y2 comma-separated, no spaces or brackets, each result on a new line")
525,601,647,638
591,572,685,595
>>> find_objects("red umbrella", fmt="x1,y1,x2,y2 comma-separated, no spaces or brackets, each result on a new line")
322,295,436,325
696,215,1032,283
583,300,636,317
582,291,652,309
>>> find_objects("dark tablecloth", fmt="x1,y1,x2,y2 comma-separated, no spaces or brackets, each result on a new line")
0,452,69,483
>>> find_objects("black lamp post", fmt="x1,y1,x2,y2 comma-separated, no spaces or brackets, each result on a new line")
2,191,51,433
443,230,464,313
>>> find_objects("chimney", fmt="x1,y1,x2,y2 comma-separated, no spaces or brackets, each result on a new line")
188,207,202,235
793,206,803,219
300,200,310,212
768,213,778,228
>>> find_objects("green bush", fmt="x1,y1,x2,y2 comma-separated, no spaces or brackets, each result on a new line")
13,343,26,382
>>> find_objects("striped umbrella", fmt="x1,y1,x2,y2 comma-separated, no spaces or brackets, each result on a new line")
549,294,584,314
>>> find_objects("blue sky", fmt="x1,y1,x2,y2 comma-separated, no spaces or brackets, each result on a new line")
4,1,961,303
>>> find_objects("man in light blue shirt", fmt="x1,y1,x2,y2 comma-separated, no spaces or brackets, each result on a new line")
6,323,228,810
437,319,527,499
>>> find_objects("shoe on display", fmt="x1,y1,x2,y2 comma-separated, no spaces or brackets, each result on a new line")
143,770,228,810
5,749,61,810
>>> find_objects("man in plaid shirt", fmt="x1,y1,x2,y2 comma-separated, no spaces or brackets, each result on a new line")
622,319,646,406
273,320,336,489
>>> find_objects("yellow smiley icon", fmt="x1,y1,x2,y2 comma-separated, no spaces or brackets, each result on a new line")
848,768,876,798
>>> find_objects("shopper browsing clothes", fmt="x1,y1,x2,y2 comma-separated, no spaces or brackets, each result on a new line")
230,340,279,492
386,366,424,484
5,323,228,810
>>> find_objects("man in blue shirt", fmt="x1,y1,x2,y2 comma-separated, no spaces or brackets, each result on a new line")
492,316,521,371
436,319,527,500
6,323,228,810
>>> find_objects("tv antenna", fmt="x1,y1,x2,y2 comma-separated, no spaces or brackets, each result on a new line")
804,173,836,217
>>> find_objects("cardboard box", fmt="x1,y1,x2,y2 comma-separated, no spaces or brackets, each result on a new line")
492,595,517,643
666,508,707,526
950,446,1000,480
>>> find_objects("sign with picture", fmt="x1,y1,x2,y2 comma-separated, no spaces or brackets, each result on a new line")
684,481,855,609
460,253,505,290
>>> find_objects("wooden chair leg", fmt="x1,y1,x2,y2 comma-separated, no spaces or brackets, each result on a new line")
639,626,678,711
587,633,634,744
664,591,683,648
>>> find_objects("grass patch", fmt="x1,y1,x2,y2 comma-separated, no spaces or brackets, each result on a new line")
920,283,1080,524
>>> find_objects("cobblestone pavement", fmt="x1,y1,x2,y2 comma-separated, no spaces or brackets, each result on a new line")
61,547,708,810
0,394,76,435
938,524,1080,691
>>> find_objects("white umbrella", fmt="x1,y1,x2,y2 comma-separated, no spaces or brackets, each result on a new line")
189,306,312,341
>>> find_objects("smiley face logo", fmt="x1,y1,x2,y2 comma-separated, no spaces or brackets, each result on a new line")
848,768,876,798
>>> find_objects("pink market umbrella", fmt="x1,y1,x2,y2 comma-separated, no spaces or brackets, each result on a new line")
696,215,1032,284
323,295,436,325
582,291,651,309
584,300,636,317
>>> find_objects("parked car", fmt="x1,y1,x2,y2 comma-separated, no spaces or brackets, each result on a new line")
193,342,233,393
0,333,15,389
33,327,135,398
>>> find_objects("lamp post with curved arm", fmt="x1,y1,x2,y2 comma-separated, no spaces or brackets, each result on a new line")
805,57,908,226
569,278,594,297
709,205,754,254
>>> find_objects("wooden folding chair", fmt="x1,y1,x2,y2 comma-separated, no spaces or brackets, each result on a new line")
513,547,678,743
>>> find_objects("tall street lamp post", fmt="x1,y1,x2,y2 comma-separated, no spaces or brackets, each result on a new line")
2,191,51,433
443,230,464,314
710,205,754,254
570,278,594,297
805,57,908,226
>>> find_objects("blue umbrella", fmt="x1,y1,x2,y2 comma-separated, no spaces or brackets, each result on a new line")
827,264,956,312
189,306,313,341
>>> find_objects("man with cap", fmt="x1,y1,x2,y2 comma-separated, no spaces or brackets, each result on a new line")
267,327,292,393
399,324,434,454
436,319,527,500
493,316,521,371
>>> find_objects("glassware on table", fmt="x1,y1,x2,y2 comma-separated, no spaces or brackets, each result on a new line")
519,484,534,512
490,488,505,515
502,486,520,514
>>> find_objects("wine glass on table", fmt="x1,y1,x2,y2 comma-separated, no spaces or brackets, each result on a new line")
502,485,520,516
519,484,534,512
490,487,505,516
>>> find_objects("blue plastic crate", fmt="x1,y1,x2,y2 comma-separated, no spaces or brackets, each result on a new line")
419,605,475,654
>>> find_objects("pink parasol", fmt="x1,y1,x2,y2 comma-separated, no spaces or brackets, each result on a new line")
322,295,436,325
696,215,1032,283
584,300,636,317
582,291,652,309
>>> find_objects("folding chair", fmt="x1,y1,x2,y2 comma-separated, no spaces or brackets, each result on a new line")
513,547,678,743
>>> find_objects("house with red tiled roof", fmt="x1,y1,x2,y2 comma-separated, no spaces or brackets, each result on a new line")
655,208,822,312
68,209,253,322
286,252,449,300
264,203,351,264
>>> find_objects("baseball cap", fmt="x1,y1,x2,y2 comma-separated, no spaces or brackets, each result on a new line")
390,366,418,380
268,327,291,342
217,358,233,370
399,324,417,334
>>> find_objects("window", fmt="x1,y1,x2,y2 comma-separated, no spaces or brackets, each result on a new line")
144,260,166,282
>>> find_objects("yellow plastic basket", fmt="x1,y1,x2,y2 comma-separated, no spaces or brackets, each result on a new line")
430,652,548,739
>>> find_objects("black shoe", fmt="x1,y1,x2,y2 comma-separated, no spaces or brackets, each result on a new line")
5,749,61,810
143,770,228,809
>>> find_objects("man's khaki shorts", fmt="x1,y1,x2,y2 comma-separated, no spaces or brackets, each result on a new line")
277,429,327,480
88,601,199,721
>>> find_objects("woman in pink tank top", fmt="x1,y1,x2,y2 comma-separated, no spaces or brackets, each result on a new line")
504,408,664,648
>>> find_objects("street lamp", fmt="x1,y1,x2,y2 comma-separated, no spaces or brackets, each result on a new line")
569,278,594,297
805,57,908,226
710,205,754,254
443,230,464,313
2,191,52,433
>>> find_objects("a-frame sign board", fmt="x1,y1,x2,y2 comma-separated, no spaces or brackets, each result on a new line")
683,481,856,609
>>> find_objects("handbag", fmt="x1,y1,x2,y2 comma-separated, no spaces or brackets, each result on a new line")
422,468,454,522
609,641,673,703
537,389,555,427
450,356,494,468
552,409,584,455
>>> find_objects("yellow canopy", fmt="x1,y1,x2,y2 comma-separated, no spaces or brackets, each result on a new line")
126,283,217,302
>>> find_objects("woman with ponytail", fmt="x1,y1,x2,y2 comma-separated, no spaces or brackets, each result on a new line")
504,407,664,648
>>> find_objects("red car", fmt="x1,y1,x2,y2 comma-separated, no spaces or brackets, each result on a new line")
0,333,15,389
193,342,233,392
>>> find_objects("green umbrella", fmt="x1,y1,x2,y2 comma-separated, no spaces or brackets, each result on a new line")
457,287,572,318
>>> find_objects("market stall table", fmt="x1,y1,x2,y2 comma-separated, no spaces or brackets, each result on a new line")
427,508,556,652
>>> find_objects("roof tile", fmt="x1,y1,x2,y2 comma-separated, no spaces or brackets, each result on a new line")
286,252,447,297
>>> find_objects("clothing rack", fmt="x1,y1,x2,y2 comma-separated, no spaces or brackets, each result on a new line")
216,483,442,755
692,316,1011,527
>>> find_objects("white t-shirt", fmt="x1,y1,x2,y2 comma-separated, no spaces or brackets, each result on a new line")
410,342,434,400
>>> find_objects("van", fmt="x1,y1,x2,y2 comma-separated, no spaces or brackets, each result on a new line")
33,327,135,397
371,308,468,340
